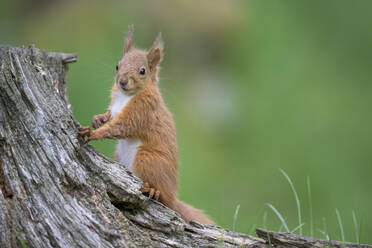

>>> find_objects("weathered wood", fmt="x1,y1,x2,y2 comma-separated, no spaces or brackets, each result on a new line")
256,228,372,248
0,45,370,248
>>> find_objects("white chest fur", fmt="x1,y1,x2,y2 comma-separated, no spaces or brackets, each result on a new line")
110,91,133,119
110,91,141,172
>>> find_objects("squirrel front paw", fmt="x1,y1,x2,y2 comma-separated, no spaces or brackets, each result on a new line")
140,182,160,201
92,114,109,129
78,126,92,143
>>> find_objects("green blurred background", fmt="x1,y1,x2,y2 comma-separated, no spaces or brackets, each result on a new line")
2,0,372,243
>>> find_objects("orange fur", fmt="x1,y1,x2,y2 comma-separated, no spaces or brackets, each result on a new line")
79,26,213,224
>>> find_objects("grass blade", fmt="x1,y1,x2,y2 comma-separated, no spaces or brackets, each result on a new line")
307,176,313,237
232,204,240,232
318,217,330,240
358,215,363,248
291,223,305,234
352,210,359,245
335,208,345,243
266,203,290,232
279,169,302,235
263,211,268,229
267,232,272,248
328,234,333,248
318,229,330,241
278,222,284,232
322,217,327,234
247,207,264,235
278,218,288,232
248,223,257,235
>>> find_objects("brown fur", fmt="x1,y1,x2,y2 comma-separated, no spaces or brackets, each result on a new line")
78,26,213,225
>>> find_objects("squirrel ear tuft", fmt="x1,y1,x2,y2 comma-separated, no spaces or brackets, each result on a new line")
147,32,164,71
124,24,134,54
152,32,164,50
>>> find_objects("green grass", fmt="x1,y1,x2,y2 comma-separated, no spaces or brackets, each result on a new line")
336,208,345,245
247,207,264,235
322,217,328,237
279,168,302,235
232,204,240,233
266,203,290,232
352,210,359,245
234,169,365,245
267,232,272,248
359,217,364,248
248,223,257,235
291,223,305,233
352,210,363,248
262,211,268,230
317,217,330,240
318,229,330,241
328,235,333,248
307,176,314,237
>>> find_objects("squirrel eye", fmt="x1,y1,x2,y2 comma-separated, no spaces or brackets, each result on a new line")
116,65,118,71
139,68,146,75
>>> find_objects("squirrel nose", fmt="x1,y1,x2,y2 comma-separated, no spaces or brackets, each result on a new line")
120,79,128,87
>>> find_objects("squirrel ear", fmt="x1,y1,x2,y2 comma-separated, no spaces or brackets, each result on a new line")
147,32,164,71
124,24,134,54
152,32,164,50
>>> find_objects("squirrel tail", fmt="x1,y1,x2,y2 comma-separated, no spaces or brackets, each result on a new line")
174,200,214,225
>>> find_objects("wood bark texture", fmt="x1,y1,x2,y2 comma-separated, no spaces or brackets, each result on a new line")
256,229,371,248
0,45,370,248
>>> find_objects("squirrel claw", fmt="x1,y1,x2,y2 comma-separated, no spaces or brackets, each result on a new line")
92,114,109,129
149,188,155,199
154,190,160,201
140,182,160,201
78,126,91,142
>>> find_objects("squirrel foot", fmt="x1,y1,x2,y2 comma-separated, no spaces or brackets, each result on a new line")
78,126,91,143
78,126,97,143
140,182,160,201
92,113,109,129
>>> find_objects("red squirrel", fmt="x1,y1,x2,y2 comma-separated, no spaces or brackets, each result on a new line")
78,25,213,225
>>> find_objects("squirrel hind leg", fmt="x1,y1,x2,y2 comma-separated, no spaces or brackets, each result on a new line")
174,200,214,225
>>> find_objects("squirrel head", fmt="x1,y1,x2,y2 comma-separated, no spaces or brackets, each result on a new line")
115,25,164,95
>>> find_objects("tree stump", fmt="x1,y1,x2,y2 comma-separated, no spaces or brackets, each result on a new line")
0,45,370,248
